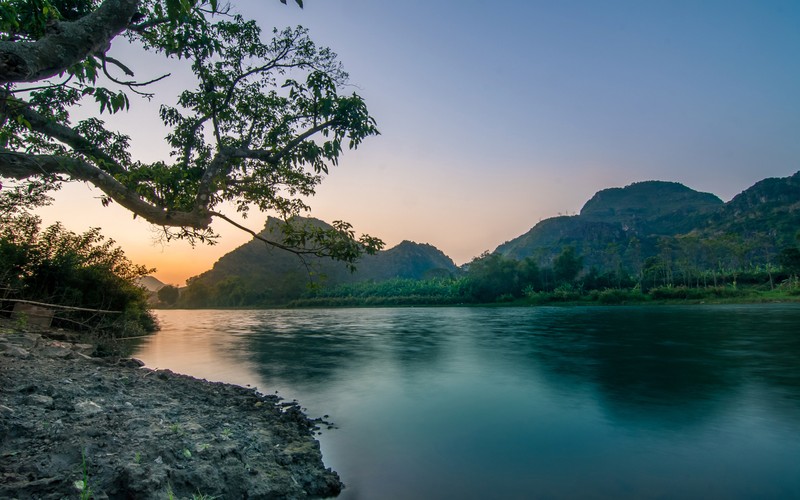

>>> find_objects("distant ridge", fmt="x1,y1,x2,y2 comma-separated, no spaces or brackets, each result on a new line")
496,172,799,270
579,180,722,223
136,276,165,292
174,171,800,306
699,171,800,248
179,217,458,306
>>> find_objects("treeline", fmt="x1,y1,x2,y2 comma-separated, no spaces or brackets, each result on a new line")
290,242,800,307
169,229,800,308
176,273,309,308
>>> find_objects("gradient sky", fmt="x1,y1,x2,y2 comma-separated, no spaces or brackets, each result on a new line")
35,0,800,285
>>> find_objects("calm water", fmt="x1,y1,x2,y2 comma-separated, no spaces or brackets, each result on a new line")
133,305,800,499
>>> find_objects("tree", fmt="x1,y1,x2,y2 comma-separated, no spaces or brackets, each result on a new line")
157,284,179,305
778,247,800,276
553,246,583,285
462,252,520,302
0,0,382,265
516,256,542,292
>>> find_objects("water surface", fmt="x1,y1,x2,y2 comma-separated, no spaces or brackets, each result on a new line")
134,305,800,499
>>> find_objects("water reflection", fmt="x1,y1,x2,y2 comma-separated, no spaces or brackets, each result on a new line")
519,307,798,430
134,310,269,390
241,309,456,388
137,305,800,499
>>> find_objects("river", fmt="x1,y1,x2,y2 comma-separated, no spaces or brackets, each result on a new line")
132,305,800,499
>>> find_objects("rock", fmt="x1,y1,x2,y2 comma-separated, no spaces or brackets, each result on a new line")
3,346,30,359
71,344,95,356
40,346,73,359
74,400,103,415
21,333,42,348
0,316,343,500
28,395,54,408
116,358,144,368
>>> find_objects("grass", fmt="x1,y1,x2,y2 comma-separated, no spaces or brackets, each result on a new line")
74,449,92,500
167,482,218,500
518,284,800,307
192,493,218,500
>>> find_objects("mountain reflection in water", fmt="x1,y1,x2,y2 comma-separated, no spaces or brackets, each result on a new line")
134,305,800,499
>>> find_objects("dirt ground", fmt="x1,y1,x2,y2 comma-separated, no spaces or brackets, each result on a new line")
0,323,343,499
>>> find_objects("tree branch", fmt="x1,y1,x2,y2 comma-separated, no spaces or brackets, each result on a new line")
210,210,313,254
0,150,211,228
99,55,170,97
230,118,338,163
100,55,134,77
5,95,127,175
193,148,231,210
0,0,140,84
191,118,337,212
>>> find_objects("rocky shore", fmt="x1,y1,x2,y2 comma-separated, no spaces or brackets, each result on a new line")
0,323,342,499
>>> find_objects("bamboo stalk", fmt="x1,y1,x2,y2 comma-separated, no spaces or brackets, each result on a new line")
3,298,122,314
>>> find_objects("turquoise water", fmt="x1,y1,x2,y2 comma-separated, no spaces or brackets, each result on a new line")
134,305,800,499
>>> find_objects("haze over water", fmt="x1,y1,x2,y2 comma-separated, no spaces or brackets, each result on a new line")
134,305,800,499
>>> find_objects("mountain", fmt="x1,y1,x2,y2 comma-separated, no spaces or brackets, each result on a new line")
696,171,800,248
177,172,799,306
359,240,458,281
180,217,458,306
136,276,165,292
496,173,799,271
579,181,723,233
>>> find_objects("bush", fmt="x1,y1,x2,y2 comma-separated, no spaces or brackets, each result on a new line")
0,218,157,337
596,288,647,304
648,285,747,301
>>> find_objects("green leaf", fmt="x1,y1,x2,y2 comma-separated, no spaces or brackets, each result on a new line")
165,0,181,22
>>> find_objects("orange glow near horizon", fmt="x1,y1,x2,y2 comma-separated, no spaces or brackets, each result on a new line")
35,163,599,286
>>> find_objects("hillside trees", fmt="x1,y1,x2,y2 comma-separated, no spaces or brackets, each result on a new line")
0,0,382,265
553,246,583,284
157,284,179,305
779,247,800,275
462,252,520,302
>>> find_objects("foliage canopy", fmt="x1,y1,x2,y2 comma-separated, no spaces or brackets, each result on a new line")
0,0,382,263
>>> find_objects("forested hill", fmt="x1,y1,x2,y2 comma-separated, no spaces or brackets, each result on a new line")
697,171,800,249
579,181,723,228
178,217,458,307
176,172,799,307
495,172,800,271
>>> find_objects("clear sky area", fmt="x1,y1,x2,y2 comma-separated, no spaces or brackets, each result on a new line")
35,0,800,285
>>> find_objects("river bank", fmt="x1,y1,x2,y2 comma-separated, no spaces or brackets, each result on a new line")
0,321,342,499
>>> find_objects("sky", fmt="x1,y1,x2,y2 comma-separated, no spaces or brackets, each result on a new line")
35,0,800,285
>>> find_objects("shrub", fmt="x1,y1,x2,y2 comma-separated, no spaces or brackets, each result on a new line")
596,288,647,304
0,217,157,337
